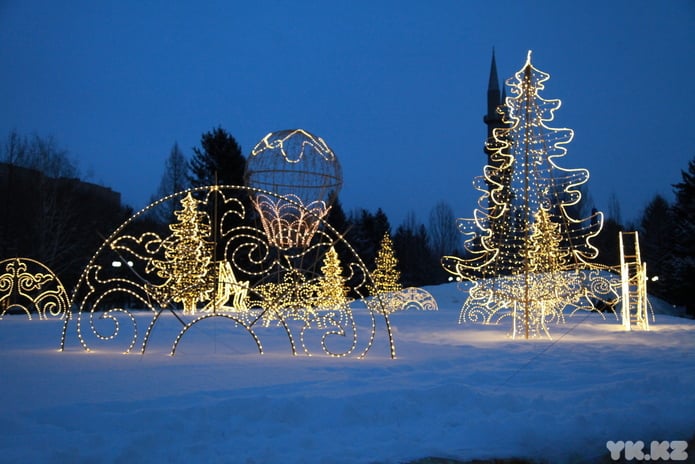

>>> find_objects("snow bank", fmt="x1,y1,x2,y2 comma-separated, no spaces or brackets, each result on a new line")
1,283,693,463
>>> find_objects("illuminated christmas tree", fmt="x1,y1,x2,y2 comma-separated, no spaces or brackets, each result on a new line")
371,233,402,296
366,232,404,317
524,206,571,274
443,51,604,338
315,246,348,310
149,193,215,314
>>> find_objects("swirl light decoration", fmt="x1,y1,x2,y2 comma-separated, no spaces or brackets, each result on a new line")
0,257,70,320
245,129,343,249
443,51,619,339
60,186,397,358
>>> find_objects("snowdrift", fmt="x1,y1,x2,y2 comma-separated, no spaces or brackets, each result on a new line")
1,283,693,463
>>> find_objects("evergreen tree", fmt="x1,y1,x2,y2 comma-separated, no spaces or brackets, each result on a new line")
347,208,391,270
671,157,695,315
592,208,624,267
639,194,675,301
188,127,245,188
187,127,250,264
325,196,349,237
394,212,442,286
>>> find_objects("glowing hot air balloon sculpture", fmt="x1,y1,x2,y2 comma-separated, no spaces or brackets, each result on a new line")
245,129,343,249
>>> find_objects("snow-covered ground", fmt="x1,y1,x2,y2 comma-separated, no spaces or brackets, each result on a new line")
1,283,693,463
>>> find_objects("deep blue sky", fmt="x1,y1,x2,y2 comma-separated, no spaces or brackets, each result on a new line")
2,1,694,228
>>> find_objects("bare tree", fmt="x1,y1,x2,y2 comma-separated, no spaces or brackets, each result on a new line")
428,201,460,257
2,130,78,178
1,131,124,288
150,142,189,224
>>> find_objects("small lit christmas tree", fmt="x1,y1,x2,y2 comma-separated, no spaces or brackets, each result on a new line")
524,206,571,274
315,246,348,310
149,193,215,314
368,233,403,315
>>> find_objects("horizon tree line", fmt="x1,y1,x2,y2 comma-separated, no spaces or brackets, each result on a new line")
2,128,693,314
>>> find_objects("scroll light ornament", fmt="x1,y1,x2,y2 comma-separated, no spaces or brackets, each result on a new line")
245,129,343,249
0,257,70,320
442,50,615,339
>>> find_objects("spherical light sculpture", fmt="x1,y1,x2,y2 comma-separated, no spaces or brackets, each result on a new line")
245,129,343,249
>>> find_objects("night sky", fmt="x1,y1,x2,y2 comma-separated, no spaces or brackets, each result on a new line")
1,1,693,228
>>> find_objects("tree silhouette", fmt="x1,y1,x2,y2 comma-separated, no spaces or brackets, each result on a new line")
428,201,460,257
671,156,695,315
188,127,245,188
151,142,189,224
639,194,675,301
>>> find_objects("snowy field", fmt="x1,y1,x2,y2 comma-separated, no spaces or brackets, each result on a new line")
1,283,693,463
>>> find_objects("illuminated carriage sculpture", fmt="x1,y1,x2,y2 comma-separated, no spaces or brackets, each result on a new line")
59,186,394,357
60,130,435,358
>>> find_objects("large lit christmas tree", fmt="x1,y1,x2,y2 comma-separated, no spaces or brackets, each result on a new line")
443,51,604,338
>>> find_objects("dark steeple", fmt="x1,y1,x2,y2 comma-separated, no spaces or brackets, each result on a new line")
483,48,505,144
487,48,501,114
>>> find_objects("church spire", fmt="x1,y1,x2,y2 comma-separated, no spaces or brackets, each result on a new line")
488,47,500,96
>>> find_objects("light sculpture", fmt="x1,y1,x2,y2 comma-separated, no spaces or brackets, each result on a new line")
147,192,215,315
245,129,343,249
370,233,402,298
443,51,613,338
61,185,397,358
366,233,438,357
0,257,69,320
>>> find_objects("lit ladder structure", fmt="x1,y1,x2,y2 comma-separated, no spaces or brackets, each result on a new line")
618,231,649,331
